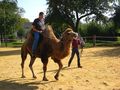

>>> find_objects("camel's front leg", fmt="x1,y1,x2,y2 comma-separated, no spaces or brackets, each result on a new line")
42,58,49,81
21,47,28,78
54,60,63,80
29,57,37,78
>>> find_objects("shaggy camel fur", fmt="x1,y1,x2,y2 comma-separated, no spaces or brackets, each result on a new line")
21,25,77,81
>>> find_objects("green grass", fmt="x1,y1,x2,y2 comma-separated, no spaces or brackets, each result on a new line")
85,40,120,48
1,39,120,48
0,41,23,47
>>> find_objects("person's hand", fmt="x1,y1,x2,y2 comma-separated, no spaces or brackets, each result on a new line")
37,31,42,33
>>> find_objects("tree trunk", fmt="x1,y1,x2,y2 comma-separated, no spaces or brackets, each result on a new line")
75,19,80,32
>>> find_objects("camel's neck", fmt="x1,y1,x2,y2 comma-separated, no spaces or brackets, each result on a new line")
59,39,72,57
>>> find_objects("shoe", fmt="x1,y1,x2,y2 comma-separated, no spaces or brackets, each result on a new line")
78,65,82,68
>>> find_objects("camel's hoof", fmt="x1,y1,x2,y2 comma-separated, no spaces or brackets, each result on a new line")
54,75,59,80
33,76,37,79
43,78,49,81
21,75,26,78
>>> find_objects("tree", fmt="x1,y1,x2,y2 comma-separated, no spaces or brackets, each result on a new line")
46,0,117,32
109,1,120,36
17,18,30,41
112,5,120,28
0,0,24,46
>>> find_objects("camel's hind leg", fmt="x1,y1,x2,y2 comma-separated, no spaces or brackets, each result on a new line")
54,59,63,80
29,57,37,78
41,58,49,81
21,46,28,78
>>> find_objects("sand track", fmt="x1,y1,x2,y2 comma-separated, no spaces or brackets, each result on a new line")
0,47,120,90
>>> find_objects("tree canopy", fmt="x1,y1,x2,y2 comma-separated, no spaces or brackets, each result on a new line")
0,0,25,43
0,0,25,34
46,0,118,32
0,0,26,47
112,2,120,28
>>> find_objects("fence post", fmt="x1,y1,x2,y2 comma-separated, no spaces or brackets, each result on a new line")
93,35,96,47
0,39,1,46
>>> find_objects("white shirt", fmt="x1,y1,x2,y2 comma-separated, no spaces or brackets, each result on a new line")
38,18,45,30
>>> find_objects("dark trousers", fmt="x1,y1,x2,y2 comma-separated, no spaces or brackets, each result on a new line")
32,32,40,54
68,48,80,67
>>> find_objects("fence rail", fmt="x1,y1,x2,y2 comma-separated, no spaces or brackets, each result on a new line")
0,36,120,47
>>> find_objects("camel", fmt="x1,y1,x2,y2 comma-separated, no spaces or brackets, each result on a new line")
21,25,77,81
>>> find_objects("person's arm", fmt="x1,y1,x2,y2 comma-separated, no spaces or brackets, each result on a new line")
32,19,42,33
32,25,42,33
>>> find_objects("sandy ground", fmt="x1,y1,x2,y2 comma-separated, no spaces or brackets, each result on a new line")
0,47,120,90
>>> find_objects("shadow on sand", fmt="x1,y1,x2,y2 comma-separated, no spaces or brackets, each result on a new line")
0,79,38,90
0,49,20,56
90,46,120,57
38,66,79,74
0,78,57,90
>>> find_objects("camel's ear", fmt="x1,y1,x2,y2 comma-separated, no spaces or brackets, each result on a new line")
66,31,73,36
61,28,73,37
66,28,73,32
67,31,72,34
67,25,72,29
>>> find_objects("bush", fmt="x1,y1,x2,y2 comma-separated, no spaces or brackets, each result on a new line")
79,22,118,41
7,34,17,42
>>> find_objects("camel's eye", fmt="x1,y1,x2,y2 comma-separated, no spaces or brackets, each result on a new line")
67,32,71,35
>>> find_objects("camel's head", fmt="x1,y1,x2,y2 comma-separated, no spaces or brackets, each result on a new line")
61,28,78,42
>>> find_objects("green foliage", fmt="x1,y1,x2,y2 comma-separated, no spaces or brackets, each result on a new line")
112,5,120,28
0,0,28,46
104,23,116,36
17,28,25,38
0,0,25,40
79,22,103,36
79,21,118,41
48,23,69,38
17,18,30,39
86,22,102,36
7,34,16,42
78,24,88,36
46,0,116,32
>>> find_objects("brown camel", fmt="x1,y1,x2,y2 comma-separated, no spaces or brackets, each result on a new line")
21,25,77,81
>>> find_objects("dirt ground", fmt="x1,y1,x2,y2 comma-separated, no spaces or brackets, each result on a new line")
0,47,120,90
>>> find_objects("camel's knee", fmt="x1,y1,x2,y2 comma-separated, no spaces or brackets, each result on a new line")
43,64,47,71
21,63,24,68
21,59,25,68
21,54,27,61
21,49,27,61
29,58,36,68
61,64,63,68
58,61,63,68
21,56,27,68
29,61,33,69
42,59,48,67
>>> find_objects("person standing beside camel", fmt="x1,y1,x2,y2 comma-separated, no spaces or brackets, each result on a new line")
68,36,82,68
32,12,45,56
